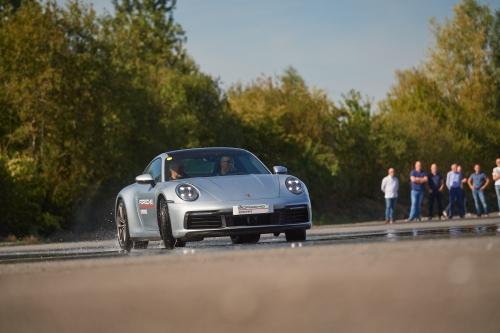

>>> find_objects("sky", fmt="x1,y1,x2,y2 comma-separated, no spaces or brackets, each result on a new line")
57,0,498,105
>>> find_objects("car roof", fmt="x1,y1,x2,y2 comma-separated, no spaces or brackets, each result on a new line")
160,147,250,158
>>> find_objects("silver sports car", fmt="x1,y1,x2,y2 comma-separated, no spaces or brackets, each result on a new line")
115,147,312,250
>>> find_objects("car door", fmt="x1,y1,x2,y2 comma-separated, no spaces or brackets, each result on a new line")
136,157,162,230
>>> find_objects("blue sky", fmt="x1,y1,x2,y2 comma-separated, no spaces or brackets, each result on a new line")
58,0,497,105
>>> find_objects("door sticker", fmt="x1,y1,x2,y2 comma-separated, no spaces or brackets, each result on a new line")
139,199,154,209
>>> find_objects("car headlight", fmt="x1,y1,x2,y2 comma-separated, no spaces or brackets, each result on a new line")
175,183,199,201
285,176,304,195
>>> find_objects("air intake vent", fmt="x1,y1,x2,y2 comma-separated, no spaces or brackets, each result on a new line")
279,206,309,224
186,212,223,229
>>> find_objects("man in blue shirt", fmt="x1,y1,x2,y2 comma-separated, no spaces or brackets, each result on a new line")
446,164,463,218
427,163,444,220
467,164,490,217
409,161,427,221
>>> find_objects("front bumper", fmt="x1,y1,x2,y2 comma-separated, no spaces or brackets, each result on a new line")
168,196,312,240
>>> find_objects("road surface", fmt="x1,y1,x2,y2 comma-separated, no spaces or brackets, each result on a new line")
1,218,499,333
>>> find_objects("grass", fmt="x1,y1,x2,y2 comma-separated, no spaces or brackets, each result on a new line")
0,234,48,247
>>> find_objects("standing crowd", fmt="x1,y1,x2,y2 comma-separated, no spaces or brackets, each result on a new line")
380,159,500,224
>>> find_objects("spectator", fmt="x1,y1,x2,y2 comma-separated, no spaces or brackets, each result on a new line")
468,164,490,217
408,161,427,222
458,165,469,215
492,158,500,216
427,163,444,220
381,168,399,224
443,165,469,217
446,164,463,219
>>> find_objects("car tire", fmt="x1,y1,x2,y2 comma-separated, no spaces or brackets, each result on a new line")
230,234,260,244
133,241,149,249
158,197,176,250
285,230,306,242
175,239,186,247
116,200,133,251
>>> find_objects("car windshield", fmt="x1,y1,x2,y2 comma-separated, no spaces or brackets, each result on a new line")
165,150,270,180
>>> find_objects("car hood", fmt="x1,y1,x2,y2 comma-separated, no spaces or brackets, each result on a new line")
191,174,280,201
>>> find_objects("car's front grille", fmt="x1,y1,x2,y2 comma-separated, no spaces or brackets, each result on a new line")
278,205,309,224
185,205,309,229
186,212,223,229
230,213,278,227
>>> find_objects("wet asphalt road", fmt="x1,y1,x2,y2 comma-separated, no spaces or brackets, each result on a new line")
1,218,500,333
0,217,499,263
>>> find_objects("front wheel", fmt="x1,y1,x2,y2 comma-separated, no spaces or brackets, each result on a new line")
285,230,306,242
230,234,260,244
116,200,133,251
158,197,176,250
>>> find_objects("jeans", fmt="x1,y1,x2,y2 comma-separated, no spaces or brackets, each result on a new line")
428,191,443,218
471,189,488,216
495,186,500,211
445,192,468,215
385,198,397,220
410,190,424,219
449,187,463,217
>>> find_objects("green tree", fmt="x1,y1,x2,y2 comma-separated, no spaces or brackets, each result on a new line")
377,0,500,217
334,90,380,197
227,67,340,175
0,0,232,236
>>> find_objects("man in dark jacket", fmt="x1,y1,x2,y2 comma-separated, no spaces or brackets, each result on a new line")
427,163,444,220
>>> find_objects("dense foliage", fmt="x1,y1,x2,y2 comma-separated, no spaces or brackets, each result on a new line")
0,0,499,237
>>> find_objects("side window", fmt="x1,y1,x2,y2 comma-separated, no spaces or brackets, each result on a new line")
145,158,162,183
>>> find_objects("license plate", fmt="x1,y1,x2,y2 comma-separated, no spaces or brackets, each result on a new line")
233,204,273,215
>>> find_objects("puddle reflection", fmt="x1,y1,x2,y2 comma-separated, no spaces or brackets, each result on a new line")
380,225,500,240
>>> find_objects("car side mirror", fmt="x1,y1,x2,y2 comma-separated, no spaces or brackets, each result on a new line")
136,174,156,187
273,166,287,175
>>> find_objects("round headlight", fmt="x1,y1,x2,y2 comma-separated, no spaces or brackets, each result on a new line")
285,176,304,195
175,183,199,201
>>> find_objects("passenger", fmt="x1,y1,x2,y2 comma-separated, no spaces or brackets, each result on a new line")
217,156,234,176
169,161,189,180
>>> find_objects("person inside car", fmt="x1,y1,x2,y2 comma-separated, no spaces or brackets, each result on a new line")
169,160,189,180
217,156,234,176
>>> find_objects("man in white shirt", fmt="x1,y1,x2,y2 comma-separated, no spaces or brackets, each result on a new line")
492,158,500,216
381,168,399,224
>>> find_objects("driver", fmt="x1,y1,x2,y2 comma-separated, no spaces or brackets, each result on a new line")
217,156,234,176
169,160,189,180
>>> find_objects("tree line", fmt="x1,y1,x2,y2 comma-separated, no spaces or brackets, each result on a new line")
0,0,499,237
